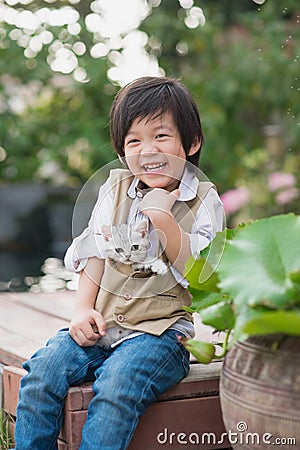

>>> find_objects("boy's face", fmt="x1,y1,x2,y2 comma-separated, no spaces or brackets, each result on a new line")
123,112,197,191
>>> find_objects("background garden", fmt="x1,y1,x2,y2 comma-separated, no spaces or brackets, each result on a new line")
0,0,299,291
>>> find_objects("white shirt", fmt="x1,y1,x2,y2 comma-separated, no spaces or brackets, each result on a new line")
64,167,225,287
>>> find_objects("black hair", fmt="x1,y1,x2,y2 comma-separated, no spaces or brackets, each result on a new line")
110,76,203,167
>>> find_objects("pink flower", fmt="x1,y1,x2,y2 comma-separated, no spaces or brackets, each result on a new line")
221,186,250,215
268,171,296,192
275,187,299,205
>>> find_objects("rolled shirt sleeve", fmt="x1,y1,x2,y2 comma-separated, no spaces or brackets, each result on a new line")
189,187,225,258
64,178,114,272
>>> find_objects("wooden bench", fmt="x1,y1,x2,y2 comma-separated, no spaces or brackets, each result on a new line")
0,292,230,449
3,362,230,450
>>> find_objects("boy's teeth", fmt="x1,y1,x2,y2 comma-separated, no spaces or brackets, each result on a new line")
144,163,165,171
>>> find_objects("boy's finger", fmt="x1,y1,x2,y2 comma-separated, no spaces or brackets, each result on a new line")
94,313,106,336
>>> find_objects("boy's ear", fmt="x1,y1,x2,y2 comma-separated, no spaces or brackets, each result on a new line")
188,138,201,156
118,155,128,167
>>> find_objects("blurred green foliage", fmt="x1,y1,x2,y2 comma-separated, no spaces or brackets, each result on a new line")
141,0,300,195
0,23,116,185
0,0,299,219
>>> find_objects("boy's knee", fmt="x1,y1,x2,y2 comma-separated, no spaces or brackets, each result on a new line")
22,332,74,376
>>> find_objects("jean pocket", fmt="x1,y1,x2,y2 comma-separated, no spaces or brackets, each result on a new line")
164,330,191,377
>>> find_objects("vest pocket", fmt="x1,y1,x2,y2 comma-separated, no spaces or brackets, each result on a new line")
113,294,186,326
157,293,178,299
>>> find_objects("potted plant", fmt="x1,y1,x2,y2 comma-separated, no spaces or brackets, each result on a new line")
181,213,300,449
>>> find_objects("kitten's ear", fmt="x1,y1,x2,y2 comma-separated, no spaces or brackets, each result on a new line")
136,220,148,238
101,225,112,241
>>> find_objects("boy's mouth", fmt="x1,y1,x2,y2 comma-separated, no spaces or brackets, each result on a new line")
142,162,167,172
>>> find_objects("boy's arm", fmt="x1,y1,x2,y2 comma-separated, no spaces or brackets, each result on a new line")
139,188,191,275
69,257,106,347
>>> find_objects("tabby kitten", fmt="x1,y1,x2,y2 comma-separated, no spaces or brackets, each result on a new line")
101,220,167,275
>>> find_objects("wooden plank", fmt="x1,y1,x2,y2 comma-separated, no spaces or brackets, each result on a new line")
3,362,222,415
0,335,37,367
59,396,229,450
57,440,69,450
65,384,95,412
0,291,75,321
59,409,87,446
63,362,222,412
128,396,229,450
3,366,26,416
0,292,222,367
0,295,70,365
64,375,221,410
0,295,70,338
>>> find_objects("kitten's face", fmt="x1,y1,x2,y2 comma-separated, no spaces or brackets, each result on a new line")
102,221,149,264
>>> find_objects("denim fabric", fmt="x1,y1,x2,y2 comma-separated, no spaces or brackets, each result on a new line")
14,328,190,450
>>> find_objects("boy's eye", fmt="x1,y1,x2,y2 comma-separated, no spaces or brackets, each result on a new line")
127,139,140,145
115,248,123,253
156,134,168,139
131,244,139,251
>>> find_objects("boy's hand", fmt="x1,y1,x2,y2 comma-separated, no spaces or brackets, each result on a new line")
139,188,180,217
69,308,106,347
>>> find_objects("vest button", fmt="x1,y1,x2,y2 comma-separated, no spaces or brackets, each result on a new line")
123,292,132,300
117,314,125,323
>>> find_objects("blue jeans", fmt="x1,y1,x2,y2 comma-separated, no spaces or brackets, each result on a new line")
14,328,190,450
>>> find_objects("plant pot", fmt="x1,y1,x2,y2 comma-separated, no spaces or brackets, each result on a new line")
220,334,300,449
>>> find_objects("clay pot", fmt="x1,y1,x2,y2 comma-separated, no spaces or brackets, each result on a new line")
220,335,300,449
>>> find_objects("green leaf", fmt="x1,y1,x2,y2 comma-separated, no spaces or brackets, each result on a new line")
242,310,300,337
218,214,300,309
186,289,227,313
290,270,300,285
184,226,246,293
184,228,229,292
200,301,235,331
231,304,264,342
184,256,220,292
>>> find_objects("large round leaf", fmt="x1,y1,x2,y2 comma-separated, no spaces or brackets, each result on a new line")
217,214,300,309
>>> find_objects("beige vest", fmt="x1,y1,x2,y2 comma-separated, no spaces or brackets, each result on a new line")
95,169,214,336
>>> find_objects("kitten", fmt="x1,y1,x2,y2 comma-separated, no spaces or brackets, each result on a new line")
100,220,168,275
94,221,168,347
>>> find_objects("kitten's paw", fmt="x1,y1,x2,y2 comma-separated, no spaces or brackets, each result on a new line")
151,260,168,275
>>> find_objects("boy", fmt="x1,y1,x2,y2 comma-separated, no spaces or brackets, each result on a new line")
14,76,224,449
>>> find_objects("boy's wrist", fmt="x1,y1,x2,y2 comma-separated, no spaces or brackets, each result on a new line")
144,208,174,225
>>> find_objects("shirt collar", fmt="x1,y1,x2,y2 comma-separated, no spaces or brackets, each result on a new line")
127,166,199,201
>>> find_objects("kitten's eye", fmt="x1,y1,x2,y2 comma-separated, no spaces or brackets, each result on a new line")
131,245,139,251
115,248,123,253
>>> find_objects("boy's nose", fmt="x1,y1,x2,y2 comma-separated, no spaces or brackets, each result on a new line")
140,142,159,155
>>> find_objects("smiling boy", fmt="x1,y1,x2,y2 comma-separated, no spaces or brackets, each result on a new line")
14,76,224,450
125,111,200,275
